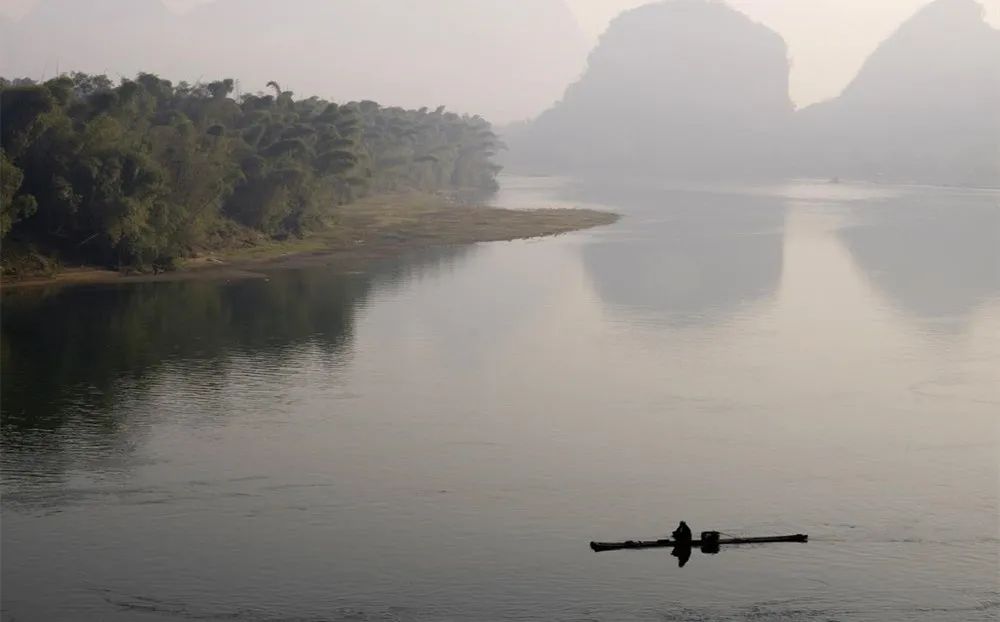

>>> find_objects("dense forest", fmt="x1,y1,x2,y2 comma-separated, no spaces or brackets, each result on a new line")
1,73,502,270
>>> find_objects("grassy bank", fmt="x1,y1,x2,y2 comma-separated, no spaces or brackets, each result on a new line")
1,193,618,289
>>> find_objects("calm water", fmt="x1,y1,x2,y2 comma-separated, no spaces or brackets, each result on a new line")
2,177,998,621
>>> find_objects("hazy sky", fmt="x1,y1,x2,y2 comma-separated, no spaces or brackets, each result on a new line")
3,0,999,107
565,0,1000,105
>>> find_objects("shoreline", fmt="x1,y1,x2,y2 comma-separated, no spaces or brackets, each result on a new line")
1,193,618,291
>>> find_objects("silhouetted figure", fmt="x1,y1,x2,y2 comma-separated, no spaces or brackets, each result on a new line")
669,521,694,567
671,543,692,567
672,521,692,545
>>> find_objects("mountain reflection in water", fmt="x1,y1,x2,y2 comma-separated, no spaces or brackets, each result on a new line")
580,184,786,324
1,178,997,622
839,188,1000,323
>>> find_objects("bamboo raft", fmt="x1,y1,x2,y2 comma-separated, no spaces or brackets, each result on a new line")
590,534,808,552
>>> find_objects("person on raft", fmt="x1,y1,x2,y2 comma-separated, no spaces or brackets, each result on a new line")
672,521,692,545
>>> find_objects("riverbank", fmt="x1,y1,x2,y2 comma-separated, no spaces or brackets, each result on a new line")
1,193,618,290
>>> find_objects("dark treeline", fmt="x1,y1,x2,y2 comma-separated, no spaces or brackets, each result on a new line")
1,73,502,269
1,270,367,440
0,247,466,462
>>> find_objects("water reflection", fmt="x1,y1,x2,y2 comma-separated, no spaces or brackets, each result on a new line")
2,180,997,621
577,182,786,324
0,247,467,466
839,189,1000,322
671,545,692,568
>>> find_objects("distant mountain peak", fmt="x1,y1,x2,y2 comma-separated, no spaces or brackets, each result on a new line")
508,0,793,177
842,0,999,101
910,0,987,22
794,0,1000,186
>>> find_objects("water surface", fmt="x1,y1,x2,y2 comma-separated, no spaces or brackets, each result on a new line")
3,178,998,621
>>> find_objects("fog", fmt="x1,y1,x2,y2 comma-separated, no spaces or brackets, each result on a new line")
3,0,998,121
503,0,999,187
0,0,590,123
570,0,1000,108
4,2,1000,620
2,1,997,190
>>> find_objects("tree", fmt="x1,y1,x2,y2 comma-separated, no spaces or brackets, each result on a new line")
1,72,503,269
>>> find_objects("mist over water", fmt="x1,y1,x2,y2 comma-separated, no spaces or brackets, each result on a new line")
3,177,998,621
3,0,999,619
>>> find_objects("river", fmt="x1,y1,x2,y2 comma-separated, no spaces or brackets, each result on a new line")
2,177,998,621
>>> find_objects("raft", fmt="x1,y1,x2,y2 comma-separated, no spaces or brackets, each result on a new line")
590,534,808,552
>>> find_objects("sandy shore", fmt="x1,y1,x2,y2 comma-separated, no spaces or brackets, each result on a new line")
2,193,618,290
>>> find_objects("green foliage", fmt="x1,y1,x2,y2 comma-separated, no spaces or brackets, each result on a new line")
0,73,502,269
1,151,37,236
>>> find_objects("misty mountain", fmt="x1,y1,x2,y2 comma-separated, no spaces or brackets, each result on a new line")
0,0,589,123
794,0,1000,187
506,0,794,179
508,0,999,187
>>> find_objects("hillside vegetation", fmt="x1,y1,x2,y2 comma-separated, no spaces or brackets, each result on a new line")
1,73,502,271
